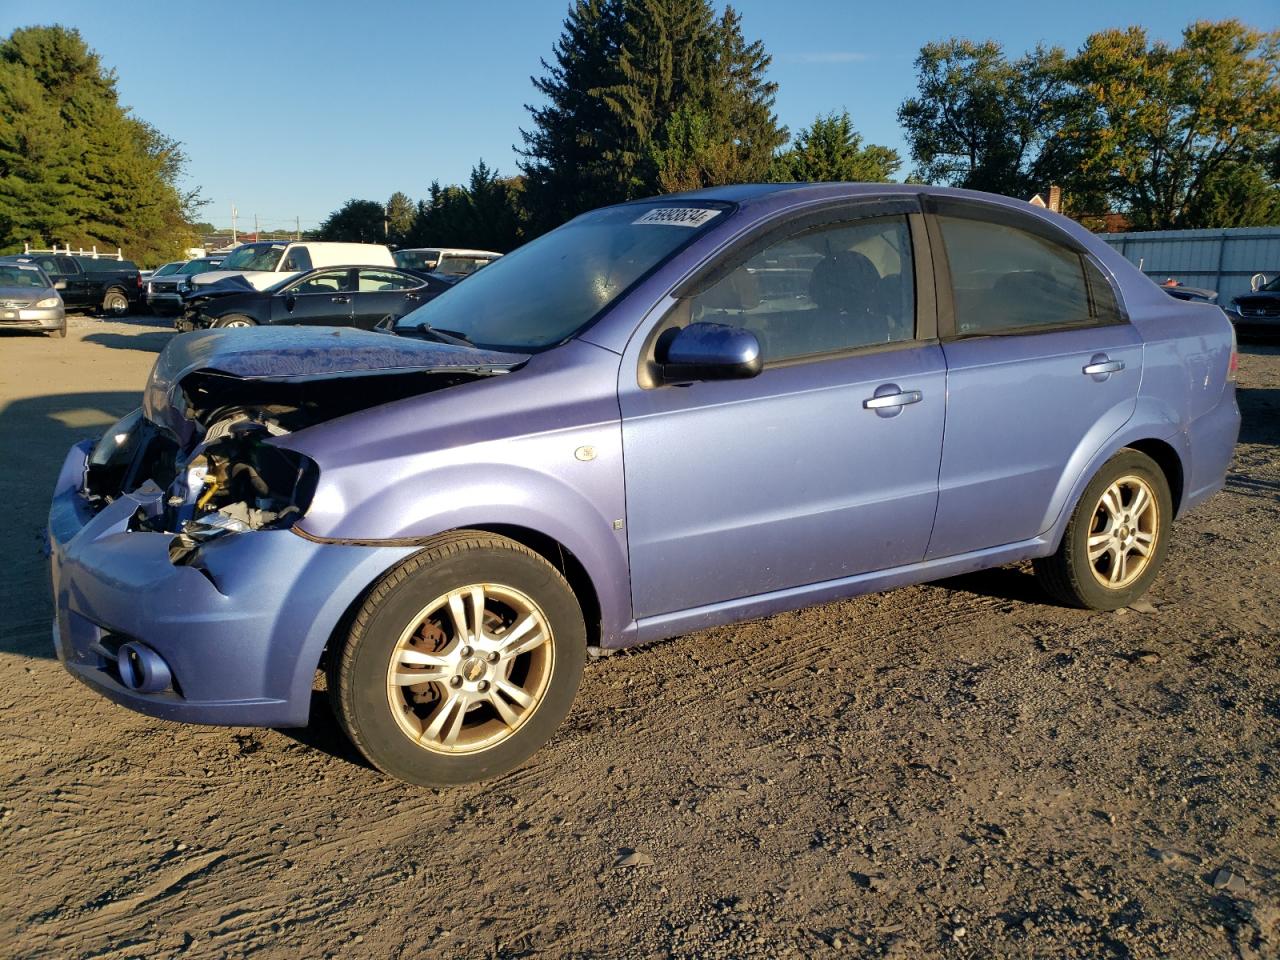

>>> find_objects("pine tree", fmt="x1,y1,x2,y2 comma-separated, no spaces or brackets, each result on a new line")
0,25,198,263
521,1,785,230
769,112,901,184
518,0,629,234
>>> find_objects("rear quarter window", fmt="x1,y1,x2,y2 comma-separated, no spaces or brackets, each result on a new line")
937,215,1120,335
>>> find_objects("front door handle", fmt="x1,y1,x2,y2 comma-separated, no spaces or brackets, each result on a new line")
863,389,923,410
1083,356,1125,376
331,295,351,303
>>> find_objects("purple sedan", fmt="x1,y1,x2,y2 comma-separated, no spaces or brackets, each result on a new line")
49,184,1240,786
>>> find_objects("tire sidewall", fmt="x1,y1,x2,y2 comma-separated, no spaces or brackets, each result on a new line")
342,547,587,787
1066,450,1173,610
214,315,256,329
102,289,128,315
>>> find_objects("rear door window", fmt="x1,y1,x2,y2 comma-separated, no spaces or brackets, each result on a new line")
937,216,1120,335
357,269,419,291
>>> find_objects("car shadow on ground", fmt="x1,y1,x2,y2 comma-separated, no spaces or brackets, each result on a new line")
273,691,377,772
81,315,175,354
0,390,143,661
932,564,1052,606
1237,386,1280,446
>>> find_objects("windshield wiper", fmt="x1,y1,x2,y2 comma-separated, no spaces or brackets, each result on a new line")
413,321,474,346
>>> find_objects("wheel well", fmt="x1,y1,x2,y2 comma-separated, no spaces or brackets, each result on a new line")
470,524,603,649
1125,439,1185,516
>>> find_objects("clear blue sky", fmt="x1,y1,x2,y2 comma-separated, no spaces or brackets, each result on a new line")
2,1,1273,231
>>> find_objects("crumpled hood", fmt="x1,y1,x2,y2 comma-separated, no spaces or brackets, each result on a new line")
191,270,294,290
143,325,529,441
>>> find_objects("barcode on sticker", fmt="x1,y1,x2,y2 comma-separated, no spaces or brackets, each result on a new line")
632,207,721,228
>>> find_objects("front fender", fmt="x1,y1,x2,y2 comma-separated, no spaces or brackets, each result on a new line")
296,432,633,648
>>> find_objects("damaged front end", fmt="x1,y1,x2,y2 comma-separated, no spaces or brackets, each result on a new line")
80,326,529,567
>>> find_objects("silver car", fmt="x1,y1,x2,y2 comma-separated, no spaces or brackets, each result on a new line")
0,261,65,337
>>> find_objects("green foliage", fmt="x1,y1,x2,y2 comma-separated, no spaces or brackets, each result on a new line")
0,25,200,265
317,198,387,243
385,191,415,246
900,21,1280,228
898,39,1071,197
405,161,525,252
769,111,901,184
520,0,784,230
1054,20,1280,229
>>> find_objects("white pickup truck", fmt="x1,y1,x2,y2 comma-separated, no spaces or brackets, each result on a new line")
191,241,395,290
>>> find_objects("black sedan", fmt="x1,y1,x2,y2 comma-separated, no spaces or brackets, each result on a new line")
1228,274,1280,340
176,266,442,332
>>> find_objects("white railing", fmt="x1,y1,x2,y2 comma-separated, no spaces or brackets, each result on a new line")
22,242,124,260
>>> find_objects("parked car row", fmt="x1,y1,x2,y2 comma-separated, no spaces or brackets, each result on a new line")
0,249,142,318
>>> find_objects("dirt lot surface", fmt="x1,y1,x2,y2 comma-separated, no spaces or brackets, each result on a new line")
1,314,1277,959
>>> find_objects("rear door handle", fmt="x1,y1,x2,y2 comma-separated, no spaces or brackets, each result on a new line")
331,295,351,303
863,390,923,410
1083,357,1125,375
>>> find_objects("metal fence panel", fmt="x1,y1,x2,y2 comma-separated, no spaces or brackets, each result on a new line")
1101,228,1280,303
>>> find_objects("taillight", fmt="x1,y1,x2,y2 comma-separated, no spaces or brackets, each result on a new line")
136,274,143,288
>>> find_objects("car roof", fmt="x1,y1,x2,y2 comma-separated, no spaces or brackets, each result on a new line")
398,247,502,257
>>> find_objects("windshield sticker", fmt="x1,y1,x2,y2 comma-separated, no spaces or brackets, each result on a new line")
633,207,722,228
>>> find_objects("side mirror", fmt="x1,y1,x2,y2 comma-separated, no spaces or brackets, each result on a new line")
656,321,762,384
54,280,67,290
1251,273,1268,292
283,294,297,311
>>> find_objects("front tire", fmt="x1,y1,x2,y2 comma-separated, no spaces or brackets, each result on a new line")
213,315,256,328
1033,449,1172,610
329,532,587,786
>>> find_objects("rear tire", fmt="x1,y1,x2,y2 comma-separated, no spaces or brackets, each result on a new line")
329,532,587,786
101,288,129,317
1033,449,1172,610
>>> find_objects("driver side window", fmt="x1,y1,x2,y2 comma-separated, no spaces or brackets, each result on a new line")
688,216,915,364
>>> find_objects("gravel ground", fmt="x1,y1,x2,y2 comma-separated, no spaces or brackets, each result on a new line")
1,314,1277,959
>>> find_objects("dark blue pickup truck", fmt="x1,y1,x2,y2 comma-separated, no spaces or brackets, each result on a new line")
0,250,141,316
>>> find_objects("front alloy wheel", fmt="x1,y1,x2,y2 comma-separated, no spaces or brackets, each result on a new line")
1034,449,1172,610
330,532,586,786
386,583,554,753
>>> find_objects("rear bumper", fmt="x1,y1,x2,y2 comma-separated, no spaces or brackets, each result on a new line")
1181,384,1241,513
49,441,415,727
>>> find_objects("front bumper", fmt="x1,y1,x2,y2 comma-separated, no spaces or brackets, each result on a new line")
49,441,415,727
1225,309,1280,340
146,292,184,315
0,303,65,332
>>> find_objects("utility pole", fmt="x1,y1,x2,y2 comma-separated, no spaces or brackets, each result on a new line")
231,203,238,244
254,214,259,240
295,216,300,240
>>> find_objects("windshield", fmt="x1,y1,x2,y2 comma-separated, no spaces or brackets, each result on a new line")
179,259,221,275
0,265,48,287
395,250,439,270
393,202,728,350
153,262,182,277
219,243,285,272
1261,275,1280,292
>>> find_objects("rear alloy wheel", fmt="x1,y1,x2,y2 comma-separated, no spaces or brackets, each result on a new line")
101,289,129,316
214,315,256,329
330,532,586,786
1033,449,1172,610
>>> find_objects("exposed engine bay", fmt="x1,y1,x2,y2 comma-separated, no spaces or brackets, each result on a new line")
85,367,509,565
